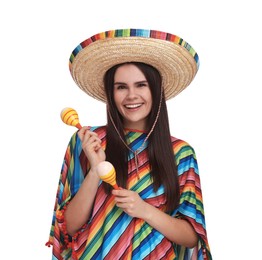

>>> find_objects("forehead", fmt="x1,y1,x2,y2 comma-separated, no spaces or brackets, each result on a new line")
114,64,146,81
115,64,145,79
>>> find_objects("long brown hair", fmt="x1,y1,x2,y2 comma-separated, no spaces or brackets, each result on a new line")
104,62,180,211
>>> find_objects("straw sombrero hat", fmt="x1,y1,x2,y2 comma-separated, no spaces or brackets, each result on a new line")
69,28,199,102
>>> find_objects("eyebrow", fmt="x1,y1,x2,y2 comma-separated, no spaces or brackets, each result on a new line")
114,80,148,85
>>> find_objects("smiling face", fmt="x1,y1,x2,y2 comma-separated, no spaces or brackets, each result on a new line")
113,64,153,131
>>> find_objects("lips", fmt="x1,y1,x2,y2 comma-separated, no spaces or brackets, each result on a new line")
124,103,143,109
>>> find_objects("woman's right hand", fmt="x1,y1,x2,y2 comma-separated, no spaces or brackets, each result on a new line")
77,126,106,168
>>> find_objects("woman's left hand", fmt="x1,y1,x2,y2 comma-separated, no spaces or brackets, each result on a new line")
112,189,148,219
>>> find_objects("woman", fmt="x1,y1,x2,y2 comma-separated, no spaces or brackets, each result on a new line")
46,29,212,259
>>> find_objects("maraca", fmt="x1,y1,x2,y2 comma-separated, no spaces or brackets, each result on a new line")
60,107,82,129
96,161,119,189
61,108,118,188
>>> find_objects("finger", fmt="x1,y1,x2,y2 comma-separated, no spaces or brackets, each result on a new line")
83,130,98,140
82,139,102,154
77,126,91,140
112,189,131,197
81,131,100,145
85,135,100,148
116,203,129,210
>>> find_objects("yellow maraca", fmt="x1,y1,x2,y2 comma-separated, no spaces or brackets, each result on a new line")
61,108,117,188
60,107,82,129
96,161,119,189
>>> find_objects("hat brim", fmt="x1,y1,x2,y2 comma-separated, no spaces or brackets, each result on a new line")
69,29,199,102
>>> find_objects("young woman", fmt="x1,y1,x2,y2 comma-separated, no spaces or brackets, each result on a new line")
46,29,212,259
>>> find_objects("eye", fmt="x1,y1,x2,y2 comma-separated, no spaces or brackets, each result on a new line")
116,84,127,90
137,82,148,88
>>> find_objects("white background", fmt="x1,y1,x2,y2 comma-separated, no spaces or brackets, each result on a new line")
1,1,261,259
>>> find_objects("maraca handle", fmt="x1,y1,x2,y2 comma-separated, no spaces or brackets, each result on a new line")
75,123,82,130
112,184,120,190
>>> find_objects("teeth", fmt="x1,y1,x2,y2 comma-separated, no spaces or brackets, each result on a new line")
125,104,142,108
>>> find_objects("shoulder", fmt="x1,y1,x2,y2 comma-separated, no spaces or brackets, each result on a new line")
170,136,197,166
170,136,195,155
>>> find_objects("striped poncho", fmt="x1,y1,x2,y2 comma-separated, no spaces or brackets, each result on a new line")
46,126,212,259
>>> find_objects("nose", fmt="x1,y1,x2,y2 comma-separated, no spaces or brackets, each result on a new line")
126,86,137,99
